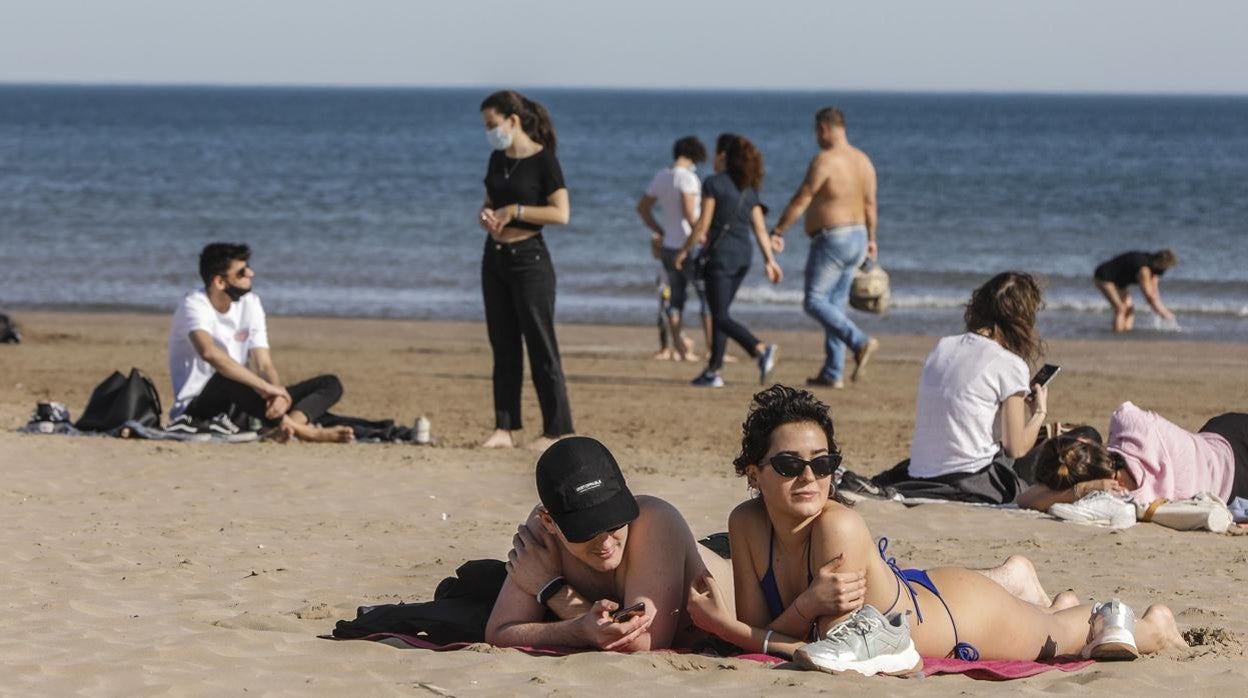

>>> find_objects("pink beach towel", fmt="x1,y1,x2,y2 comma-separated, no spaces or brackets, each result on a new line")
327,633,1093,680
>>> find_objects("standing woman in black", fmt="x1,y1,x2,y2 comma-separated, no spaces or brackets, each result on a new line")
478,90,573,451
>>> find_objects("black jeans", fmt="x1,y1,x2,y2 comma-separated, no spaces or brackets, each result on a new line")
185,373,343,428
705,264,760,371
481,235,574,436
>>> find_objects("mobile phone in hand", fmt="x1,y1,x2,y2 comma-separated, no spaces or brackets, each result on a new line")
611,601,646,623
1029,364,1060,395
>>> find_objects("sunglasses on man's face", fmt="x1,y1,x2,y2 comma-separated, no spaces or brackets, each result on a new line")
764,452,844,479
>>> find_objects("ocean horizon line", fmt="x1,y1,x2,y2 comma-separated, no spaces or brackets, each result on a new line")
3,81,1248,100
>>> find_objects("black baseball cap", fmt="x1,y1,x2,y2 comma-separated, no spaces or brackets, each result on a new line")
535,437,639,544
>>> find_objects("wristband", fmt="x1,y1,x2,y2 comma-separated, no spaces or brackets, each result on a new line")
762,629,775,656
516,204,524,222
536,576,566,606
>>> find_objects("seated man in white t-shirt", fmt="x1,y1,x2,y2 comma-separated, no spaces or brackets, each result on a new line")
636,136,710,361
166,242,353,442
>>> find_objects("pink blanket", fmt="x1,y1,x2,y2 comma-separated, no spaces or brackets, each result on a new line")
328,633,1094,680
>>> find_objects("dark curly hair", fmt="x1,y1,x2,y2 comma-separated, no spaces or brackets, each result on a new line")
963,271,1045,366
716,133,765,192
733,385,852,505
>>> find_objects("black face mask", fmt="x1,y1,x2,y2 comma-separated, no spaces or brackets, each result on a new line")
224,282,251,302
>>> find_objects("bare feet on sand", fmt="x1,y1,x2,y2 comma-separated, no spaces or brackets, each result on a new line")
851,337,879,382
676,336,699,362
652,348,674,361
305,425,355,443
481,429,515,449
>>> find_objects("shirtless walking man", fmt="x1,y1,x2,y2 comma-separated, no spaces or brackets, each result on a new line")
769,107,879,388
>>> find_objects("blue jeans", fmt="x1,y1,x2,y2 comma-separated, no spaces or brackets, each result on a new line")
803,226,869,381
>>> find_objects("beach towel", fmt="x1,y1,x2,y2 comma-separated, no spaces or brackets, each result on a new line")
325,633,1093,680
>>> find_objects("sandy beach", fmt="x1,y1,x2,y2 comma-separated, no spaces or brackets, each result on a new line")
3,310,1247,695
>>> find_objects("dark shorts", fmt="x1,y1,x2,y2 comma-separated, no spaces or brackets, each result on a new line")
1199,412,1248,501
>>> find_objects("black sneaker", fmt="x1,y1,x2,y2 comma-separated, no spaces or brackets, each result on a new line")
203,413,241,436
165,414,200,434
839,470,898,499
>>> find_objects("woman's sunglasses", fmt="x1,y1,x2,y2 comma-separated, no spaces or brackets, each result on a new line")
763,452,844,479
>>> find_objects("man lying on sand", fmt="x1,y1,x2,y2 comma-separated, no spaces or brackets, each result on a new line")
485,436,732,650
166,242,354,442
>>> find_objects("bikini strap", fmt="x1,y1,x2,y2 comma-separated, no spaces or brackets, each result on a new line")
768,525,775,566
877,537,923,624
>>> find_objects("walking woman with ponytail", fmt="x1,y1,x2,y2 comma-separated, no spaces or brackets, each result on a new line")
675,133,783,388
478,90,574,451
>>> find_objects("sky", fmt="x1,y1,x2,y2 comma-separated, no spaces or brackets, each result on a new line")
2,0,1247,94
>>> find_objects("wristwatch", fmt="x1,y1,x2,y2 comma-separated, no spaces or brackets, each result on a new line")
536,576,567,606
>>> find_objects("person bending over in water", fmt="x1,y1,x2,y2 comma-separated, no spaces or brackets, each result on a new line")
686,386,1187,674
1019,402,1248,512
1093,249,1177,332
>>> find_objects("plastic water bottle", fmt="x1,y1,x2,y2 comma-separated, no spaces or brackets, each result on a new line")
414,416,431,445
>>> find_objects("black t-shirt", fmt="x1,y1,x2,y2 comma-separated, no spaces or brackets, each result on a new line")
483,148,566,232
1094,251,1161,288
702,172,760,270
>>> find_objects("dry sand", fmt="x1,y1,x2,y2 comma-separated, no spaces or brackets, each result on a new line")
2,311,1246,695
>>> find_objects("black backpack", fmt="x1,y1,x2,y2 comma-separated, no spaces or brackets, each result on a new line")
75,368,163,432
0,313,20,344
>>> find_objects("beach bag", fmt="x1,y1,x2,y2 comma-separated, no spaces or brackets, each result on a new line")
75,368,163,432
695,189,751,280
331,559,508,643
850,258,891,314
1136,492,1232,533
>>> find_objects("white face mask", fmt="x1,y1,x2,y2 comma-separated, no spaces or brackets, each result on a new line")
486,125,513,151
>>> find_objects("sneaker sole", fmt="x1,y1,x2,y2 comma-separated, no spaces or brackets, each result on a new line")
794,642,922,677
1088,641,1140,661
1084,626,1139,660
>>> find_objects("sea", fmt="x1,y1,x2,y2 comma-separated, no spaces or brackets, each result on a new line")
2,85,1246,342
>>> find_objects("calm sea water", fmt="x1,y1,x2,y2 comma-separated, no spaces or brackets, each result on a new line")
1,85,1246,341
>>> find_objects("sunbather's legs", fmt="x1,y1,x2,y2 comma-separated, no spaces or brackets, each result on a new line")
919,567,1186,659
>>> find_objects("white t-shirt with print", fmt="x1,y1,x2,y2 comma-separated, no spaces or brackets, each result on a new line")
167,289,270,418
908,333,1031,478
646,165,702,250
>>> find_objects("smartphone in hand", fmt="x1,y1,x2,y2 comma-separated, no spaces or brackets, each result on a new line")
1029,364,1060,397
611,601,646,623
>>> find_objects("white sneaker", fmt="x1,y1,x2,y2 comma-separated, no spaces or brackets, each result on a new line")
1050,491,1137,529
793,605,922,677
1082,598,1139,660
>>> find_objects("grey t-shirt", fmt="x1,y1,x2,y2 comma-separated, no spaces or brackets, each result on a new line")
701,172,759,271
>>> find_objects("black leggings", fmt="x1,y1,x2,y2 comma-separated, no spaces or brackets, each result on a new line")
1200,412,1248,501
481,235,574,436
185,373,343,428
705,264,760,371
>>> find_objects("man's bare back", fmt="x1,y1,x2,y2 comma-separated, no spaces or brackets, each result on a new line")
802,145,875,235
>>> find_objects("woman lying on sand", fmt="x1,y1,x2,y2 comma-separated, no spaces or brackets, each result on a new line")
1019,402,1248,512
686,386,1187,675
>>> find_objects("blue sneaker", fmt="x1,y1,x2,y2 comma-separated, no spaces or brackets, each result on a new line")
758,344,778,385
691,369,724,388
